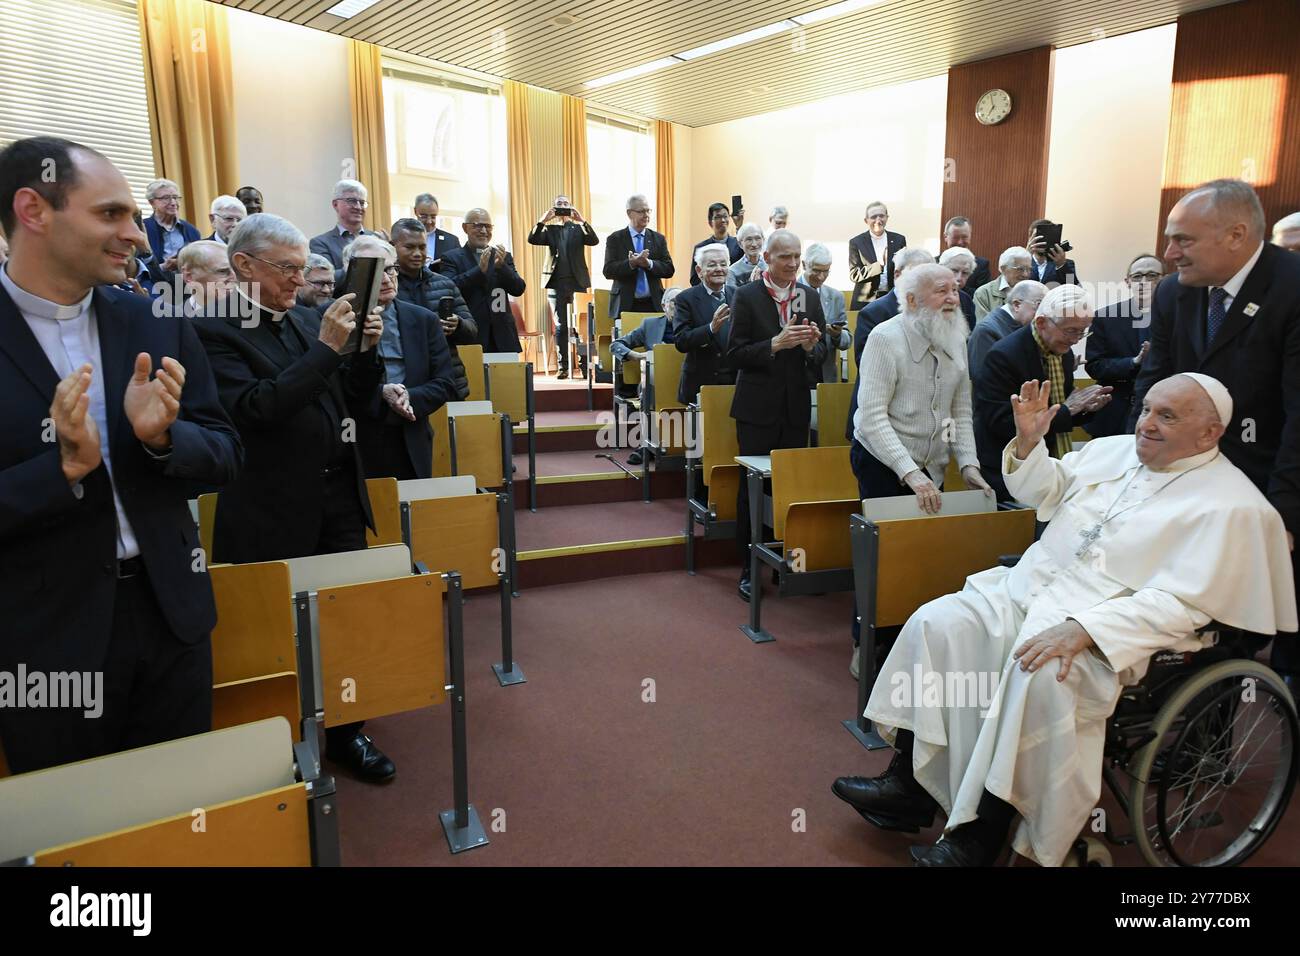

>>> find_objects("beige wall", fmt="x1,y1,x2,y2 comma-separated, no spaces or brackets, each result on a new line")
1043,25,1176,306
669,122,694,287
688,75,950,293
227,7,353,236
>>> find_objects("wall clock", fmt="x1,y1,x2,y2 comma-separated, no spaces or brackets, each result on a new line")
975,88,1012,125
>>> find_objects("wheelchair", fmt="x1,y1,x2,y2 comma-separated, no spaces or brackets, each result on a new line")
1068,629,1298,867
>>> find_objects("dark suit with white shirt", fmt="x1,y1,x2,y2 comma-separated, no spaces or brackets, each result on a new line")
1084,298,1151,438
848,229,905,310
673,282,737,404
603,226,674,318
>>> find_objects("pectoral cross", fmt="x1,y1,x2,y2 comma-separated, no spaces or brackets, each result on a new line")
1076,523,1103,557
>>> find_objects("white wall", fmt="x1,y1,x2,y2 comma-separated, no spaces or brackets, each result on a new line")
689,75,949,292
227,7,353,235
1044,25,1176,305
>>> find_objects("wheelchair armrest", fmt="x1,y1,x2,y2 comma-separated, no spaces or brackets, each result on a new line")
998,554,1023,568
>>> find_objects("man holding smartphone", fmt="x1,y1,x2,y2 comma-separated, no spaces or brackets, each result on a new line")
529,195,598,378
803,243,850,382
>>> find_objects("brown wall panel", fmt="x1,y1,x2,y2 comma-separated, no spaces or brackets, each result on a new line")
1158,0,1300,250
941,46,1054,268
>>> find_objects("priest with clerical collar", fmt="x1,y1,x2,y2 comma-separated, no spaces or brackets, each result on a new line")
833,372,1297,866
192,212,399,784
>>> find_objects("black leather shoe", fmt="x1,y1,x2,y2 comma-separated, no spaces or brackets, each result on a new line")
738,574,752,603
911,823,1003,867
326,732,396,783
832,760,937,832
627,450,643,465
556,369,569,380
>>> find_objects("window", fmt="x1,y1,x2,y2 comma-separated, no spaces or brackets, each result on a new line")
382,59,508,242
0,0,155,205
586,111,655,290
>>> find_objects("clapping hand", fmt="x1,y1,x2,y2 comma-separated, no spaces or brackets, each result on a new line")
771,321,819,352
710,303,730,333
124,352,184,451
52,363,102,484
1064,383,1113,416
1134,341,1151,366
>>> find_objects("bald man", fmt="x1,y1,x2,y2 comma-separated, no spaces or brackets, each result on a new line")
441,207,527,353
1131,178,1300,683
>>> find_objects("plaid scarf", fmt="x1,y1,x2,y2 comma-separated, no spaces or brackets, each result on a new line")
1032,325,1074,459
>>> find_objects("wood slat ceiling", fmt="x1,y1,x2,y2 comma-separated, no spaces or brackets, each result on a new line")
213,0,1236,126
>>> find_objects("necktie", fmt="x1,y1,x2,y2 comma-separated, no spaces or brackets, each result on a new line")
1206,287,1229,345
633,232,649,299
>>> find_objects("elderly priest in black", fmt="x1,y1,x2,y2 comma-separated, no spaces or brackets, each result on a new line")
193,212,398,783
0,137,242,774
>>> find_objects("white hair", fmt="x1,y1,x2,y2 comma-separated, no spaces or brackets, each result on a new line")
342,234,396,265
938,246,975,269
227,213,306,265
626,193,648,211
1007,279,1048,308
1035,282,1093,319
770,205,788,219
661,286,683,321
145,178,179,201
1183,178,1265,239
892,246,936,276
1274,211,1300,239
896,263,953,306
305,253,335,273
332,179,368,201
737,222,764,242
694,242,731,268
998,245,1032,269
210,194,246,215
802,242,832,267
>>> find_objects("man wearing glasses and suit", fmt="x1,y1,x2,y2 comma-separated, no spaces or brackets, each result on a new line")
309,179,379,270
528,195,598,379
603,194,674,319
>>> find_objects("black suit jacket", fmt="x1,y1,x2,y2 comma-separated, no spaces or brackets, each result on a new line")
1035,257,1080,287
974,324,1086,484
603,227,674,316
847,229,906,310
427,228,461,270
528,221,599,291
967,255,991,293
726,280,827,427
673,283,737,404
442,245,528,353
193,297,381,563
1084,298,1151,438
843,289,900,440
1130,245,1300,534
357,299,457,479
0,285,242,676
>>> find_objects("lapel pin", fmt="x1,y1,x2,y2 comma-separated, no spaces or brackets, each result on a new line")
1243,303,1259,317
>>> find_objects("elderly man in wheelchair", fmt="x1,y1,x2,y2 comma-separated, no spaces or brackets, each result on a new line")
833,373,1297,866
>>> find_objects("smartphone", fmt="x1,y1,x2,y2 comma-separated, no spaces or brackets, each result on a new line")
438,296,454,319
731,194,743,217
337,255,384,355
554,206,572,217
1035,222,1063,250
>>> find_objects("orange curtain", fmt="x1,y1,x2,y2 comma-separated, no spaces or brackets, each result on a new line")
654,120,674,254
347,40,393,233
137,0,238,224
561,96,592,281
505,80,539,337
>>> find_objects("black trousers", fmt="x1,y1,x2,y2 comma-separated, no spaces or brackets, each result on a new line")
549,278,579,372
849,441,918,646
0,568,213,775
736,419,809,572
1268,557,1300,674
316,464,371,749
360,421,418,482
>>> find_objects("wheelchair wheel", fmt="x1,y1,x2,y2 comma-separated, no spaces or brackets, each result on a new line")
1129,660,1297,866
1062,837,1112,867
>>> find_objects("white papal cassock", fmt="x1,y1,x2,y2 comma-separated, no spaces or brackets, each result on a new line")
864,434,1297,866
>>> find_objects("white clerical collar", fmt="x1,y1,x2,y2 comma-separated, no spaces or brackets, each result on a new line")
0,263,93,320
1147,446,1220,475
1213,241,1264,301
235,286,286,322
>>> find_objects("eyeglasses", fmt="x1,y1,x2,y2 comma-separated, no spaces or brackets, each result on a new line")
866,213,888,221
1128,271,1163,282
338,197,368,208
155,194,182,203
382,265,399,276
628,208,651,215
245,253,308,279
215,214,244,224
465,222,493,231
1051,321,1092,341
307,278,335,291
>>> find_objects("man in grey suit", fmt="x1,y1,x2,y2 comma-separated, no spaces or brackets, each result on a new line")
308,179,378,270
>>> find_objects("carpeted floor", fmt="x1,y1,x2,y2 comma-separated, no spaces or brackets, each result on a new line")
332,564,1300,867
516,498,687,551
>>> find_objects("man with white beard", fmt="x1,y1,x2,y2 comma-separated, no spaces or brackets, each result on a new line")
833,372,1297,866
851,263,992,511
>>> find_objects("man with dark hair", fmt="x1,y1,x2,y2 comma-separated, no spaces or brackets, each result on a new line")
528,195,599,378
1026,218,1080,287
413,193,460,268
1084,254,1161,438
392,217,476,399
0,136,242,773
690,202,743,285
236,186,263,216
